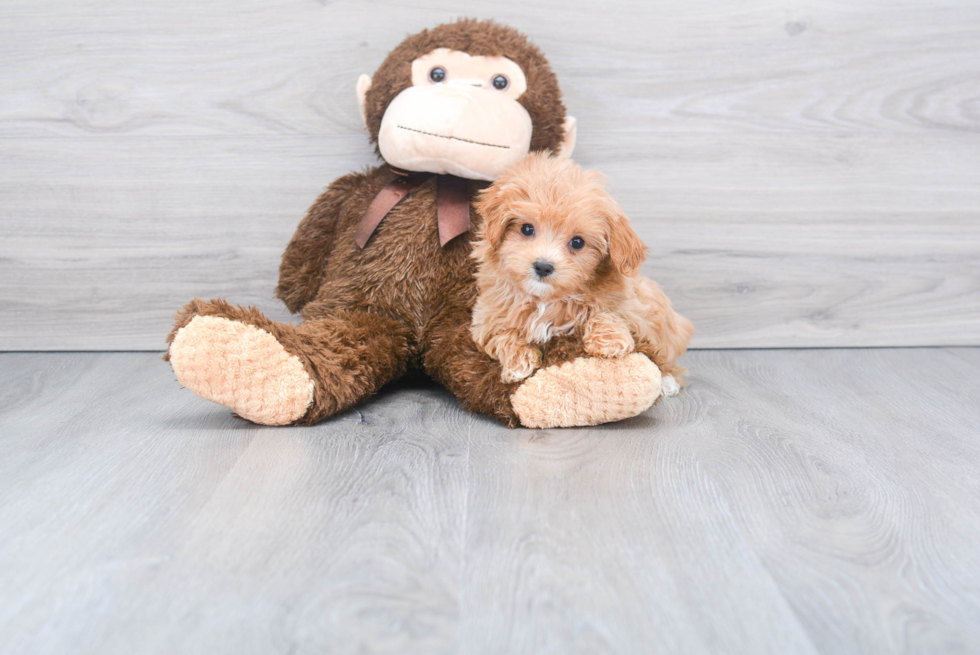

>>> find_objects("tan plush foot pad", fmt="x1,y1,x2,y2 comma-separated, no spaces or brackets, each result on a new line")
511,354,662,428
169,315,314,426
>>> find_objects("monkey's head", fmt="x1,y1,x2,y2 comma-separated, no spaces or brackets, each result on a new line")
357,19,576,182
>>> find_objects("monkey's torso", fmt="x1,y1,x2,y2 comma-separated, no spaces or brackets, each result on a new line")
295,166,482,355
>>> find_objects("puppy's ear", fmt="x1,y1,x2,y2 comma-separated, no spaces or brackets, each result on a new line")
606,206,648,277
474,183,512,249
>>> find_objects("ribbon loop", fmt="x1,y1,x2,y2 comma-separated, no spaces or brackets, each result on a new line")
354,173,431,249
437,175,471,246
355,171,472,249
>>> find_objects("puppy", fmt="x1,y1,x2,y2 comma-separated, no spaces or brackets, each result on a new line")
471,152,694,392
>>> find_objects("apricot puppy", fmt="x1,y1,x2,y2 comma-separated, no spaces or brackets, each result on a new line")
471,152,694,389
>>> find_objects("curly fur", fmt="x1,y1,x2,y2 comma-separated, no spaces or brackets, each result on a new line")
471,152,694,384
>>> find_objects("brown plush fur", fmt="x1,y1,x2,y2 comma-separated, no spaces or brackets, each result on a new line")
471,153,694,384
166,20,640,427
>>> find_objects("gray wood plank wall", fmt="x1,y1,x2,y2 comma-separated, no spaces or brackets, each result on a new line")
2,0,979,350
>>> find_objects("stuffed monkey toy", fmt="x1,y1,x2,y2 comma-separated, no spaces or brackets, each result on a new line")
166,19,665,428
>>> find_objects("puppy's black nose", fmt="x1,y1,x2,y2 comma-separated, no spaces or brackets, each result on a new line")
533,260,555,278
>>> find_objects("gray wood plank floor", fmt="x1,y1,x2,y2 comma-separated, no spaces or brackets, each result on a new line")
1,349,979,654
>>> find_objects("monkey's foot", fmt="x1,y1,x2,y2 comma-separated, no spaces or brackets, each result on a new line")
511,354,661,428
169,315,314,426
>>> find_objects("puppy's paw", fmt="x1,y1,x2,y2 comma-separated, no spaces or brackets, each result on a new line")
661,374,680,397
499,346,543,383
584,323,635,359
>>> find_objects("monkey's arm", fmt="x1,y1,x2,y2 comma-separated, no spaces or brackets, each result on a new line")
276,172,362,313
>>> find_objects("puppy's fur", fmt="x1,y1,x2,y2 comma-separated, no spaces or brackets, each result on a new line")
471,152,694,385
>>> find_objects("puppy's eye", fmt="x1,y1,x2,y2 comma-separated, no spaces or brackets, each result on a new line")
492,75,509,90
570,236,585,250
429,67,446,83
520,223,535,237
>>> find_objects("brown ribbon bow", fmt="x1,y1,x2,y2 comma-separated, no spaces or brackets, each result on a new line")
354,171,473,249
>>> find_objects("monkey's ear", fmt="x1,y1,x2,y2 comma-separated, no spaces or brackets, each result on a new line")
356,74,372,129
607,207,647,277
557,116,577,158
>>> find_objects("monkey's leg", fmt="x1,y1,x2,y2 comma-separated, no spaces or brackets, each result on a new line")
422,308,521,427
423,309,663,429
166,299,411,425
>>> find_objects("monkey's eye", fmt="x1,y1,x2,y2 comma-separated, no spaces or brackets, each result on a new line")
429,67,446,83
570,236,585,250
492,75,509,90
520,223,534,237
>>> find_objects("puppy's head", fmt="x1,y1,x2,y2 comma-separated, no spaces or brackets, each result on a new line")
474,152,647,299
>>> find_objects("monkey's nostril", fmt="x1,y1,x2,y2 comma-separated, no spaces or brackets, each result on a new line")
533,260,555,278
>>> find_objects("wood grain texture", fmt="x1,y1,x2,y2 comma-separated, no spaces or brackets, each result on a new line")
1,0,979,349
2,349,980,654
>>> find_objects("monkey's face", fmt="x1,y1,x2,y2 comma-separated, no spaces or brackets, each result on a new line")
360,48,539,181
